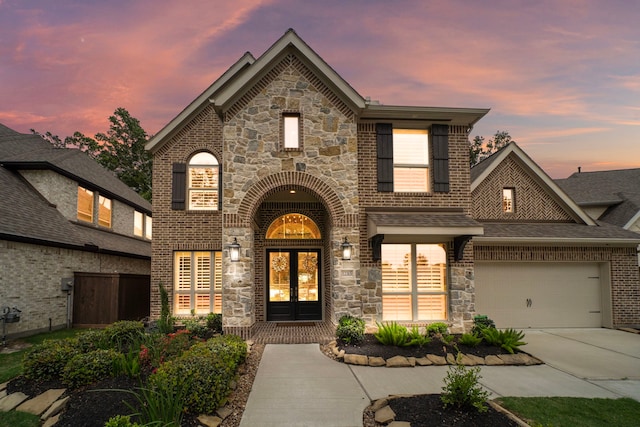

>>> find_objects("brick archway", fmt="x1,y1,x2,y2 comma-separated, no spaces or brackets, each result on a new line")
237,172,347,226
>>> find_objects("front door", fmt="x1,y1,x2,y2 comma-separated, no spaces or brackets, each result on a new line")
267,249,321,321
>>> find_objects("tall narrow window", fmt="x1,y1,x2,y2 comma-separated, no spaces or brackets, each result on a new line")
503,188,515,213
382,244,447,321
283,113,300,149
145,215,152,239
188,152,219,210
393,129,429,192
98,195,112,228
77,186,94,223
134,211,144,236
174,251,222,315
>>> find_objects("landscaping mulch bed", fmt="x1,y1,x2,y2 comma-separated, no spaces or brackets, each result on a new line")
7,343,265,427
337,333,516,359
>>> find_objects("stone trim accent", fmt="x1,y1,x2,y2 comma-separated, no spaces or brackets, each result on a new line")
236,171,349,226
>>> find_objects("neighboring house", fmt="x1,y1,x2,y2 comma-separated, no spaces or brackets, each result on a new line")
146,29,640,336
555,168,640,233
471,143,640,329
0,123,152,338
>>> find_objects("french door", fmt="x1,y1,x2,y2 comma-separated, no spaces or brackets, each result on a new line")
266,249,321,321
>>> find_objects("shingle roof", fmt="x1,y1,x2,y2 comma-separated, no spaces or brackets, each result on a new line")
0,123,150,258
555,168,640,228
477,221,640,243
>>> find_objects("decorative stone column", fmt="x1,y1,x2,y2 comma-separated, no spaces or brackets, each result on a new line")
330,228,361,322
222,227,254,338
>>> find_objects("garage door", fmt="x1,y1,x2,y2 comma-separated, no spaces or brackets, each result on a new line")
475,262,602,328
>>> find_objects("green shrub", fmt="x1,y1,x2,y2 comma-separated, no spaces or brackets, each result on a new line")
23,338,80,381
499,328,526,354
76,329,110,352
459,332,483,347
374,322,411,346
104,415,142,427
441,354,490,412
406,326,431,347
157,282,175,334
123,383,187,427
336,315,365,345
103,321,145,352
62,349,120,388
150,335,247,414
427,322,449,336
206,313,222,333
471,315,495,335
113,348,142,378
481,327,526,354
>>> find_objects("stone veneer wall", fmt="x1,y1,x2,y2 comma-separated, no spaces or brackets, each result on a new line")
220,53,360,329
0,239,150,337
356,123,476,330
475,245,640,327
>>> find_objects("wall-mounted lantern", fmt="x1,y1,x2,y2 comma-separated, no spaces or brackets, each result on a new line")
228,237,241,262
341,237,353,260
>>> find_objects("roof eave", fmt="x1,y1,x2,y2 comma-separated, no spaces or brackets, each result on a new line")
360,105,490,127
473,236,640,246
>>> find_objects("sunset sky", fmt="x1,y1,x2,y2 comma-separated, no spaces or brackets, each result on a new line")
1,0,639,178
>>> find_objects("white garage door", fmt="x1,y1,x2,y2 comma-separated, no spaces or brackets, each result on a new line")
475,262,602,328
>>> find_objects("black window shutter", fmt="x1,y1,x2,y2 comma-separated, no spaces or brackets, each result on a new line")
431,124,449,193
172,163,186,210
376,123,393,192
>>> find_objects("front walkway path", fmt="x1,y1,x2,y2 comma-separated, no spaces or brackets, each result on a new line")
239,344,369,427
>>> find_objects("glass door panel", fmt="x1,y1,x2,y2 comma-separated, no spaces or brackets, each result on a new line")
269,252,290,302
297,252,318,302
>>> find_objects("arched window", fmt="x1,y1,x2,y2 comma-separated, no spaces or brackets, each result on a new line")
188,152,219,210
266,214,321,239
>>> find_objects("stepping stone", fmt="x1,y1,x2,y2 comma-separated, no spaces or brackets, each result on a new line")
43,414,61,427
41,396,69,420
374,405,396,424
0,392,28,411
198,414,222,427
389,422,411,427
16,389,66,416
0,381,7,392
0,390,6,400
216,405,233,420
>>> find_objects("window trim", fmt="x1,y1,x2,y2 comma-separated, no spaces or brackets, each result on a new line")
187,152,220,211
392,128,430,193
381,243,448,322
282,111,302,151
502,188,515,213
174,251,222,315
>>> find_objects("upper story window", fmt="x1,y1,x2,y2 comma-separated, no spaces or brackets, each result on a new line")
77,186,94,223
503,188,515,213
98,195,112,228
134,210,152,239
393,129,429,192
282,113,301,150
376,123,450,193
188,152,219,210
266,213,321,239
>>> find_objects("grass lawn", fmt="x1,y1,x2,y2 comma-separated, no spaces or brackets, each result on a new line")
0,410,40,427
497,396,640,427
0,328,82,383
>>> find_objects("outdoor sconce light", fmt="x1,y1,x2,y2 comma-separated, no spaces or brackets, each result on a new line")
341,237,352,260
228,237,241,262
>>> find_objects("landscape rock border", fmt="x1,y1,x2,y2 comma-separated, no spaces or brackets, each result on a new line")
328,341,543,367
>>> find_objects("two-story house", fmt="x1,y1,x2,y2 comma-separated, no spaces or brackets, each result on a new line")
0,123,152,337
146,30,640,338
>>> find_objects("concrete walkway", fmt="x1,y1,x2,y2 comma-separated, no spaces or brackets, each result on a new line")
240,329,640,426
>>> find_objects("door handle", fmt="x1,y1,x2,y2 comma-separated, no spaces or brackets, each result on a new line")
526,298,532,308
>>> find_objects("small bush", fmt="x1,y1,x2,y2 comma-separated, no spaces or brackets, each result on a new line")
157,282,175,334
62,349,120,388
427,322,449,336
459,332,483,347
441,354,490,412
76,329,110,352
406,326,431,347
104,415,142,427
375,322,411,347
103,321,145,352
206,313,223,333
336,315,365,345
481,327,526,354
150,335,247,414
23,338,80,381
113,348,142,378
124,383,187,427
471,315,495,335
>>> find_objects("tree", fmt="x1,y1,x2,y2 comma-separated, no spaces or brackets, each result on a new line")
469,130,515,166
33,108,152,201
